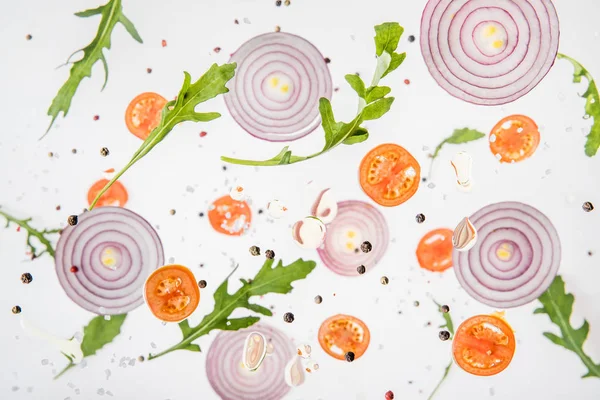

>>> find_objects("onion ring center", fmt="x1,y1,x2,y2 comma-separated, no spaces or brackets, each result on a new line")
100,246,122,271
473,20,508,56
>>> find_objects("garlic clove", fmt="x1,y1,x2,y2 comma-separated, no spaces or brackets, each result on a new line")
452,217,478,252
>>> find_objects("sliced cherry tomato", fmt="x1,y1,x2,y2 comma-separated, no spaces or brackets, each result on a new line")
144,265,200,322
318,314,371,361
125,92,167,140
416,228,454,272
208,195,252,236
489,115,540,163
359,143,420,207
452,314,516,376
87,179,128,207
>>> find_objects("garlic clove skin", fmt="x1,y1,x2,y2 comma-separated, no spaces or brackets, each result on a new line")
292,217,326,249
242,331,267,371
284,356,305,387
453,217,478,252
450,151,473,191
310,189,338,224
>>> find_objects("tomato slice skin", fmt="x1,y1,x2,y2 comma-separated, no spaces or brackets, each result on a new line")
359,143,420,207
125,92,167,140
318,314,371,361
87,179,128,207
208,195,252,236
452,314,516,376
489,115,540,163
144,265,200,323
416,228,453,272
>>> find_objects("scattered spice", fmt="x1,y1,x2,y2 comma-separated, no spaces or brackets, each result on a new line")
439,330,450,341
314,295,322,304
71,149,77,154
213,47,221,53
146,68,152,74
582,201,594,212
67,215,78,226
21,273,33,284
169,209,176,215
334,87,340,92
234,19,239,24
100,147,109,157
161,39,167,47
385,390,395,400
275,0,282,5
137,356,145,362
284,0,291,5
588,251,593,256
70,266,79,273
283,312,294,323
199,131,207,137
408,35,415,43
48,152,54,158
415,213,426,223
441,304,450,313
55,205,61,211
345,351,355,362
26,34,32,40
12,306,22,314
360,241,372,253
265,249,275,259
380,276,389,285
413,300,420,307
275,25,281,32
198,280,207,289
93,115,100,121
249,246,261,256
258,209,264,214
357,265,366,275
404,79,410,85
324,57,331,64
198,212,205,217
222,165,227,171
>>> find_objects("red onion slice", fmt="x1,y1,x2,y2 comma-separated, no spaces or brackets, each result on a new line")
453,202,560,308
225,32,332,141
421,0,559,105
206,323,294,400
55,207,164,315
317,200,389,276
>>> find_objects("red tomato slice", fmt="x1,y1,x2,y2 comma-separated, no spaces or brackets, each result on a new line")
125,92,167,140
416,228,453,272
318,314,371,361
489,115,540,163
208,195,252,236
87,179,128,207
144,265,200,322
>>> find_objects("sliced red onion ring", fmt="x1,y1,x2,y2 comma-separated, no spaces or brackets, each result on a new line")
225,32,332,141
421,0,560,105
55,207,164,315
206,323,294,400
311,188,338,224
453,202,560,308
317,200,389,276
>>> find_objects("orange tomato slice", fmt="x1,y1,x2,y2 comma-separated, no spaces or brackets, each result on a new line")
87,179,128,207
318,314,371,361
125,92,167,140
144,265,200,322
416,228,454,272
359,143,420,207
208,195,252,236
452,314,516,376
489,115,540,163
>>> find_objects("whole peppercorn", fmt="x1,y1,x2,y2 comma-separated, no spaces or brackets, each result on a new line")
198,280,207,289
67,215,78,226
146,67,153,74
582,202,594,212
198,212,205,217
324,57,331,64
283,312,294,323
439,330,451,341
360,241,372,253
408,35,415,42
12,305,22,314
100,147,110,157
414,300,420,307
48,152,54,158
385,390,395,400
441,305,450,313
284,0,291,5
93,115,100,121
416,213,426,223
21,273,33,284
314,295,322,304
70,266,79,273
26,34,32,40
356,265,366,275
71,149,77,154
345,351,355,362
265,249,275,259
380,276,389,285
169,209,176,215
213,47,221,53
249,246,261,256
137,355,145,362
275,0,282,6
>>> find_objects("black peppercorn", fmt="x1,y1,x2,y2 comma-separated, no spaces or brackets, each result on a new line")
380,276,389,285
356,265,366,275
222,165,227,171
198,280,207,289
439,330,450,341
360,241,372,253
408,35,415,42
416,213,426,223
199,212,205,217
275,0,282,5
21,273,33,284
147,67,153,73
249,246,261,256
314,295,322,304
67,215,78,226
583,202,594,212
324,57,331,64
345,351,355,362
12,305,22,314
258,209,264,214
71,149,77,154
265,249,275,259
441,305,450,313
283,312,294,323
100,147,109,157
414,300,420,307
26,34,32,40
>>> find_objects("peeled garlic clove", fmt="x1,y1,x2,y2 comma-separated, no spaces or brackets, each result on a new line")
450,151,473,190
310,189,338,224
242,332,267,371
230,185,246,201
267,199,288,219
295,344,312,359
284,356,305,387
305,360,319,373
292,217,326,249
453,217,477,252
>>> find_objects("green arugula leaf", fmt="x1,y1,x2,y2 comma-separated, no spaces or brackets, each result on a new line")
0,208,61,259
431,128,486,160
45,0,142,136
221,22,405,167
147,258,316,361
535,275,600,378
557,53,600,157
89,63,236,209
428,301,456,400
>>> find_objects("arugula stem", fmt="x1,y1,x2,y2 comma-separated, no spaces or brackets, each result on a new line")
427,361,452,400
0,209,60,258
54,362,75,380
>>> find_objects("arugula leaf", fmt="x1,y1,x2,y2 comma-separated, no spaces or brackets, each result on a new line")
221,22,405,167
431,128,486,160
55,314,127,379
147,258,316,360
428,300,456,400
88,63,236,209
45,0,142,136
0,208,61,259
557,53,600,157
535,275,600,378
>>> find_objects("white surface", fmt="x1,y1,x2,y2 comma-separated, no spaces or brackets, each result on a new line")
1,0,600,399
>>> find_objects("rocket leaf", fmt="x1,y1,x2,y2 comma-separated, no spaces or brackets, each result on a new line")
0,208,61,259
431,128,486,160
428,300,455,400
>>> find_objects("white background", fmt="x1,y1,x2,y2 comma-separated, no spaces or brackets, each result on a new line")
1,0,600,399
